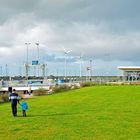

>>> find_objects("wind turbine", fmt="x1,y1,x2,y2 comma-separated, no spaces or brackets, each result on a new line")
62,47,72,78
79,53,84,78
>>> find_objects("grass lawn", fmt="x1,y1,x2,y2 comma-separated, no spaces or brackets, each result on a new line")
0,85,140,140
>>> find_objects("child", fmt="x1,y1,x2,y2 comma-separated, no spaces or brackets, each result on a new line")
20,99,28,117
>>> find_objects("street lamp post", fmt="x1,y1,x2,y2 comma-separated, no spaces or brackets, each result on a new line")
35,42,39,63
25,42,31,64
5,64,8,76
90,59,92,81
25,42,31,79
35,42,39,77
0,66,2,76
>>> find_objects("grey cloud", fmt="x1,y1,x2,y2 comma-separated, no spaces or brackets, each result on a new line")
0,0,36,23
0,0,140,35
0,0,140,23
0,0,140,76
0,14,140,63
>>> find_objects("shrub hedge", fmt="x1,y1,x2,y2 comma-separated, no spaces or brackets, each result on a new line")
0,93,9,103
52,84,71,93
33,88,48,96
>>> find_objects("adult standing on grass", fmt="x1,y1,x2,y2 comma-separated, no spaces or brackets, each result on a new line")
8,86,12,96
9,89,20,117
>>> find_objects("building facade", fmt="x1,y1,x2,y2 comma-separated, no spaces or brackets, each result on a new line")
118,66,140,81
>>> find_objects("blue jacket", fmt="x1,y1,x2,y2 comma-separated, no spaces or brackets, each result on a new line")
20,101,28,110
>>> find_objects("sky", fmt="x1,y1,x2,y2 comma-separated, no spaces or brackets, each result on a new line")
0,0,140,76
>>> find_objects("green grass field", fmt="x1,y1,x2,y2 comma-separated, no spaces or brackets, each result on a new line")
0,85,140,140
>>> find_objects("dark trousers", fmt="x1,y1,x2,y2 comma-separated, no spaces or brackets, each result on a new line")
22,110,26,116
11,103,17,116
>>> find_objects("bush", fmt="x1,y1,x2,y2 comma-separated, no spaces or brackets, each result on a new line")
71,83,81,89
17,91,24,98
0,94,9,103
33,88,48,96
80,82,94,87
52,84,71,93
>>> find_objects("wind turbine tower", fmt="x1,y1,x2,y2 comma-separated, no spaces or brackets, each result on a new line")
63,47,72,78
79,53,84,78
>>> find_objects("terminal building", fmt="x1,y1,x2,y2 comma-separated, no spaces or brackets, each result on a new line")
118,66,140,81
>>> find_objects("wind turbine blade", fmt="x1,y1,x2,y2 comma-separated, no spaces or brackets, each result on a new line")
67,49,72,53
62,46,66,52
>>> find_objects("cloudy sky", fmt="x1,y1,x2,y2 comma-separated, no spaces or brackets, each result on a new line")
0,0,140,76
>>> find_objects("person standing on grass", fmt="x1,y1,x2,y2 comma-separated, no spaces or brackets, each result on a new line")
20,99,28,117
9,89,20,117
28,86,31,95
8,86,12,96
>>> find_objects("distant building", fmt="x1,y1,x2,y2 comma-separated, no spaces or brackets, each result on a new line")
118,66,140,81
